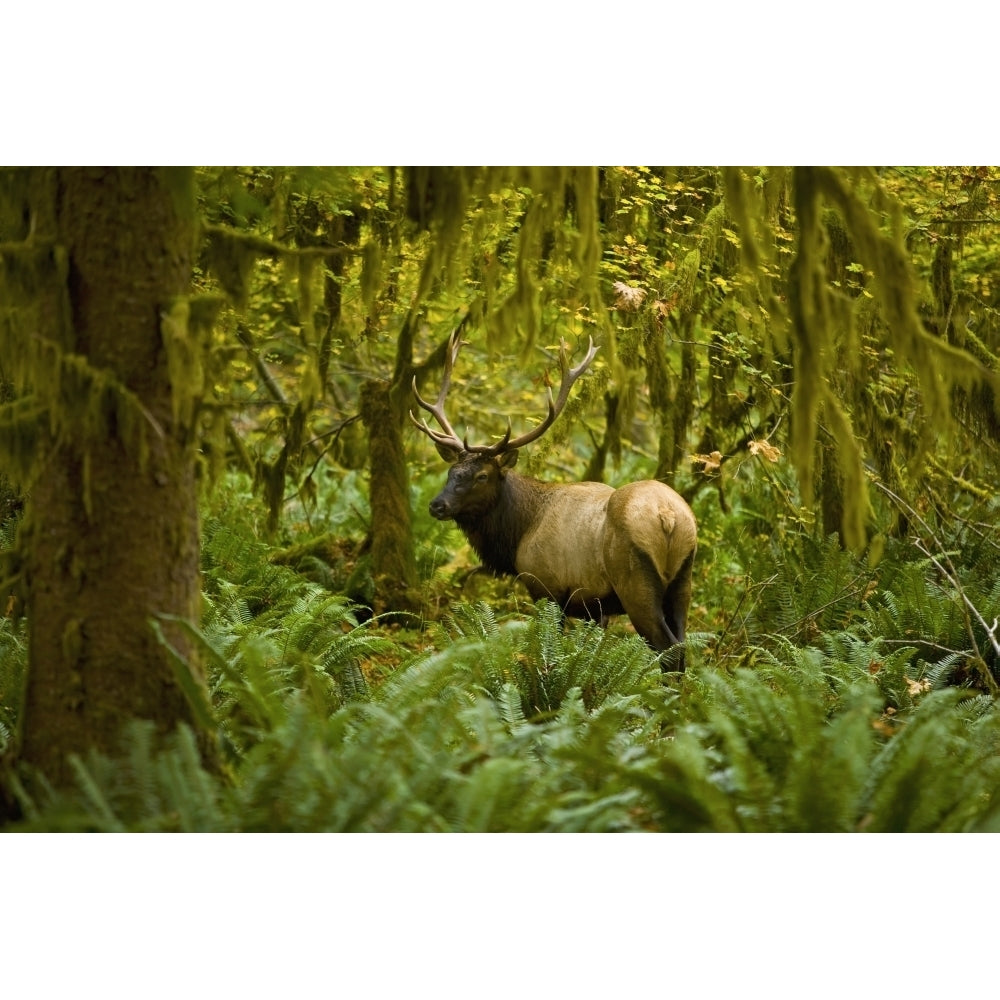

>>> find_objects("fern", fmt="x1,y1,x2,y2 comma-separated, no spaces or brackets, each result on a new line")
730,531,876,647
860,690,1000,831
9,721,228,832
861,562,967,654
818,631,927,710
619,726,743,833
11,614,1000,832
271,589,379,704
445,600,502,640
856,550,1000,689
442,599,661,718
11,468,1000,833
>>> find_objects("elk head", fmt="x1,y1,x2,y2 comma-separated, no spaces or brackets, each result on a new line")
410,329,598,521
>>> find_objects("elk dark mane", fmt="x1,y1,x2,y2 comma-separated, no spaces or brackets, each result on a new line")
456,473,548,576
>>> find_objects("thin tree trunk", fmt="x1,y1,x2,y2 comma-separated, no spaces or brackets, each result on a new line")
359,378,419,613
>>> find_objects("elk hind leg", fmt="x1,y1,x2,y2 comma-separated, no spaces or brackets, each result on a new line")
660,551,695,672
613,555,681,667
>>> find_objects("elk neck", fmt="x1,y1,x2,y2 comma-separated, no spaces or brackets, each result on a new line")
454,470,549,577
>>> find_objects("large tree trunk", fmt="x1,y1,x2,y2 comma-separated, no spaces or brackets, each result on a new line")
11,167,214,791
0,375,21,536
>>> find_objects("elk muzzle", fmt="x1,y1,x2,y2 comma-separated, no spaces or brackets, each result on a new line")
429,493,455,520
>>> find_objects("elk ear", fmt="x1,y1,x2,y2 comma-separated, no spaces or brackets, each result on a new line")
497,450,519,472
435,441,464,463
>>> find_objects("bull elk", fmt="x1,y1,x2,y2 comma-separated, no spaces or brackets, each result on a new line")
411,331,697,671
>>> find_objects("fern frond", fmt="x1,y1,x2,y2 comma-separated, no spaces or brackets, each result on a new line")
861,689,1000,831
66,754,125,831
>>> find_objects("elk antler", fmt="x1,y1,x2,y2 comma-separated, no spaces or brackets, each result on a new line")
410,329,598,457
409,327,468,455
482,336,598,455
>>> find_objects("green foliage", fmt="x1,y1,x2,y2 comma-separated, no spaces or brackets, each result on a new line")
443,599,660,715
736,530,875,644
8,166,1000,832
179,166,1000,584
8,721,227,832
12,585,1000,832
7,461,1000,833
640,661,1000,832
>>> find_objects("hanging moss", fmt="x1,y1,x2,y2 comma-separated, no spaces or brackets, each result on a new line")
722,167,764,273
202,224,281,308
257,450,288,538
0,343,166,525
359,238,382,315
675,249,701,311
0,398,46,484
787,167,828,512
672,331,698,477
700,202,727,263
491,193,548,354
721,168,792,355
816,170,998,434
0,242,73,385
297,253,316,350
406,166,475,307
820,387,872,551
571,165,602,307
160,298,203,435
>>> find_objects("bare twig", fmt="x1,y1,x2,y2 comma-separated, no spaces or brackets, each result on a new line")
874,480,1000,664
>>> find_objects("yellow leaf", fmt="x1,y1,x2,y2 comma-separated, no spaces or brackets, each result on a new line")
611,281,646,312
905,677,931,697
749,439,781,463
691,450,723,474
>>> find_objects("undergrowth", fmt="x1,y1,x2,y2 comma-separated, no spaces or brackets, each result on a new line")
3,471,1000,832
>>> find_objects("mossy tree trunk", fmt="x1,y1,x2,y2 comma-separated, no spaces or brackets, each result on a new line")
9,167,215,791
0,375,20,535
359,378,420,614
